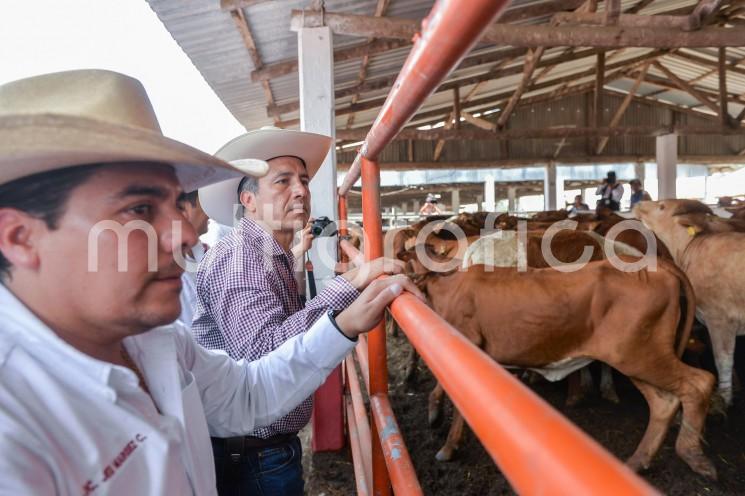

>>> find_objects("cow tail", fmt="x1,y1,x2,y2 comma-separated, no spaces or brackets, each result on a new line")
658,258,696,357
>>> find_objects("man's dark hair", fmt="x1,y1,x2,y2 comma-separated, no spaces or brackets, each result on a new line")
0,164,102,281
184,190,199,207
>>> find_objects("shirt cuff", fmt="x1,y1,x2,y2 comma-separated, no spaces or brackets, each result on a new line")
315,276,360,311
301,313,356,370
327,310,357,342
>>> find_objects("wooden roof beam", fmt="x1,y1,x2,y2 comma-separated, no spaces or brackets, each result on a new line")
337,154,745,171
653,61,722,114
596,63,650,154
290,10,745,47
229,7,280,126
335,124,744,142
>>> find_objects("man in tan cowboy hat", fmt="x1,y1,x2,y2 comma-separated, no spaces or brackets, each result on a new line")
0,70,422,495
196,128,406,495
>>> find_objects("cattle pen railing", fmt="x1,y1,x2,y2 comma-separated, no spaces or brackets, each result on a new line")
332,0,661,495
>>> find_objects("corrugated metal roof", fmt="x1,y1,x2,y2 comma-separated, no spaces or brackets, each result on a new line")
146,0,745,136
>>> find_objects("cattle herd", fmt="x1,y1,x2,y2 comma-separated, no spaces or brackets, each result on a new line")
376,199,745,482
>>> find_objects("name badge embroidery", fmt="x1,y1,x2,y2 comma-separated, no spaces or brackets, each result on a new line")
82,433,147,495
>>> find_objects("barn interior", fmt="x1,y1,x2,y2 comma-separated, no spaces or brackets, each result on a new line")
145,0,745,494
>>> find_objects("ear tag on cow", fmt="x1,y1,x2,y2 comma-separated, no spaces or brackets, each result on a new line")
687,226,697,236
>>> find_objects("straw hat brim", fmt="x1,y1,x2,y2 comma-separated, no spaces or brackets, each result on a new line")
200,128,332,226
0,114,267,192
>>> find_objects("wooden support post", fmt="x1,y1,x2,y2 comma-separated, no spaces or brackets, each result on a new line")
453,86,461,130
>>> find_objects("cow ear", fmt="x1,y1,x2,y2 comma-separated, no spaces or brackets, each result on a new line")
675,214,706,236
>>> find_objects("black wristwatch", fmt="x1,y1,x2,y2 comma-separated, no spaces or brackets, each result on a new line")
327,309,357,342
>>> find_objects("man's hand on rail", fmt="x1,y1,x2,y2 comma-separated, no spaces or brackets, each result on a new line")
341,257,407,290
335,275,425,339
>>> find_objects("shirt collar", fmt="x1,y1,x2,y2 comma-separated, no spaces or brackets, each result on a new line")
238,217,292,259
0,284,147,397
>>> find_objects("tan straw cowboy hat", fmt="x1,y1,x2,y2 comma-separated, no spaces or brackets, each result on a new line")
0,69,268,191
199,126,332,226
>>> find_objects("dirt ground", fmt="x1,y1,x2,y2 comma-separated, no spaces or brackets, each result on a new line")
305,334,745,495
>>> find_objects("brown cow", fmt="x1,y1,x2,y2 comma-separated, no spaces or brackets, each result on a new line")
402,248,715,479
635,199,745,408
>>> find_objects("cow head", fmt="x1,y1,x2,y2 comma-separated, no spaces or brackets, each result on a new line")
633,200,714,261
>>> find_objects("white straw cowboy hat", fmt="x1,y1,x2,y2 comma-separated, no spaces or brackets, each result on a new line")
0,69,268,191
199,126,332,226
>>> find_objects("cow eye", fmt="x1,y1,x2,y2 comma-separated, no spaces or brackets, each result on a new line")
659,204,665,210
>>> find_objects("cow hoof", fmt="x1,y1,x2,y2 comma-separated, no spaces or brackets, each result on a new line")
435,448,454,462
709,394,730,417
601,388,620,404
681,452,718,481
428,408,442,427
625,455,651,473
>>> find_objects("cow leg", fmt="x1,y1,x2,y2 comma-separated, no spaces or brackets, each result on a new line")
633,360,717,479
600,364,620,404
428,382,445,427
403,347,419,385
435,408,466,462
706,321,736,411
385,312,399,337
566,371,584,407
626,378,680,472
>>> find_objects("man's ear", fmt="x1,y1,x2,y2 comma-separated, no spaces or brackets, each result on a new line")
0,209,42,272
239,190,256,215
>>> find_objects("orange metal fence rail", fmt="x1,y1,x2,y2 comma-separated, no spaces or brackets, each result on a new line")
337,1,658,493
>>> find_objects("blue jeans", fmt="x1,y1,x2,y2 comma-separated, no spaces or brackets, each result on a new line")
212,435,304,496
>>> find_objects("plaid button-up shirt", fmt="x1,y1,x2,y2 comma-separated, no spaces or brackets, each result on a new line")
193,217,359,438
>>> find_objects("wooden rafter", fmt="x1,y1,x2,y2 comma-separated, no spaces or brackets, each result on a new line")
345,0,391,129
433,87,461,161
653,61,721,114
229,7,280,125
596,63,650,154
719,47,730,126
497,47,546,129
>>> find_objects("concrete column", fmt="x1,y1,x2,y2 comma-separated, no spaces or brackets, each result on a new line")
544,163,557,210
451,189,460,213
412,200,420,214
484,175,495,211
476,194,484,211
656,134,677,199
634,161,646,182
508,186,517,213
299,25,336,291
556,169,565,209
400,202,408,214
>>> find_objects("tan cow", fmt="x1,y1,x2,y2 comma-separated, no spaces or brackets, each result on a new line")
402,247,715,478
635,199,745,408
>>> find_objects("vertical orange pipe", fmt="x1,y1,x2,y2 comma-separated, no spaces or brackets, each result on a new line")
338,196,349,264
360,156,390,496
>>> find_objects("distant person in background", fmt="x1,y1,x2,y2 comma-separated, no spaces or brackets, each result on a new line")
568,194,590,215
419,193,442,216
629,179,652,209
596,171,624,211
177,191,210,327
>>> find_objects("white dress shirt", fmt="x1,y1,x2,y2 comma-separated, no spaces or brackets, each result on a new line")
178,243,206,328
0,284,353,495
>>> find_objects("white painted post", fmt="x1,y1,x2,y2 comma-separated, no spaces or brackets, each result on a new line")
484,175,495,211
544,163,557,210
656,134,677,200
298,24,344,453
451,189,460,213
508,186,517,213
634,161,645,182
476,194,484,211
299,25,336,291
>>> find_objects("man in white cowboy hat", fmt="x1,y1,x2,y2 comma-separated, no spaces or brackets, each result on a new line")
0,70,422,495
196,127,406,495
